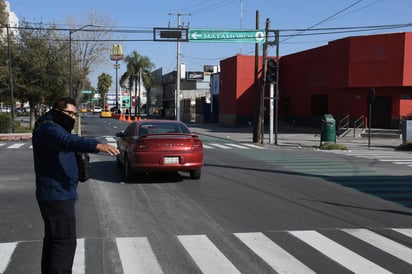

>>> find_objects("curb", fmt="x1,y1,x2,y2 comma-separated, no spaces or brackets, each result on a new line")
0,133,32,141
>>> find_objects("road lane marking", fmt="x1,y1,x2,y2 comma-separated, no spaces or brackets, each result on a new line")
116,237,163,274
235,232,315,274
289,230,391,274
178,234,240,274
105,137,116,142
343,229,412,265
73,238,85,274
0,242,17,273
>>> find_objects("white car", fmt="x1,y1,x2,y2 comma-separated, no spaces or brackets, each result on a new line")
1,107,11,113
93,106,102,114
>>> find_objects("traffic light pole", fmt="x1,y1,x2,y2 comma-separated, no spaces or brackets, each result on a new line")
269,82,274,144
260,18,270,144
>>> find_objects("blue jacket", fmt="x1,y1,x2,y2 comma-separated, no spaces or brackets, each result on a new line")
32,112,99,202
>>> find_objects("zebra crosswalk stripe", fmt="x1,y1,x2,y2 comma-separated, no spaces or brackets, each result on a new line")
116,237,163,274
289,230,391,274
2,228,412,273
0,241,17,273
7,143,25,149
343,229,412,265
202,144,214,149
242,143,265,149
235,232,315,273
178,235,240,274
209,143,233,149
225,143,250,149
392,228,412,238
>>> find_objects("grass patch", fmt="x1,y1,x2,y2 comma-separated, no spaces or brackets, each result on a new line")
320,142,347,150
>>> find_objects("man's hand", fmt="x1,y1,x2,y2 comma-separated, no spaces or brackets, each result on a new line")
96,143,120,156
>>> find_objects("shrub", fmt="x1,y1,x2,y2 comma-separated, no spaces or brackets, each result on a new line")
0,113,12,133
320,142,347,150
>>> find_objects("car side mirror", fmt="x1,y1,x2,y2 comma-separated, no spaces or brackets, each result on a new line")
116,131,124,138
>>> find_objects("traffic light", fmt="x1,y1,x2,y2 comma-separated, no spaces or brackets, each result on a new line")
266,59,276,83
122,100,126,107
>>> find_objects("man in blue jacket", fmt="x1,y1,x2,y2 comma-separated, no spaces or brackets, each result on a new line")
32,97,119,274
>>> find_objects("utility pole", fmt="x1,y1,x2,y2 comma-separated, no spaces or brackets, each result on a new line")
274,30,280,145
253,10,261,143
169,12,190,121
7,24,15,133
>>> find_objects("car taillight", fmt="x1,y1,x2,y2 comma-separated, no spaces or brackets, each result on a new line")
134,140,149,151
191,140,203,151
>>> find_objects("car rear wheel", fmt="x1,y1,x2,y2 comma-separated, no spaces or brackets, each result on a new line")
124,156,135,180
189,168,201,179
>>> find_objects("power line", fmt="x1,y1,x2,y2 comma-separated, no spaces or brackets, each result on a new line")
281,0,365,43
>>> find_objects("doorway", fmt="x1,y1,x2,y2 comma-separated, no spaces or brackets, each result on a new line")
371,96,392,128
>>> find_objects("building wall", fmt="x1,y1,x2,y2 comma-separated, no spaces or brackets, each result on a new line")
279,32,412,128
217,32,412,129
219,54,263,126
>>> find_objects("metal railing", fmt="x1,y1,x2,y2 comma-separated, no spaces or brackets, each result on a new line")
353,115,365,138
337,114,350,138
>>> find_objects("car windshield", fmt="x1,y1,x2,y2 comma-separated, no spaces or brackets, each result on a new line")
139,123,190,136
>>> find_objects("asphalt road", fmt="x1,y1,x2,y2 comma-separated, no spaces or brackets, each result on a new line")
1,114,412,273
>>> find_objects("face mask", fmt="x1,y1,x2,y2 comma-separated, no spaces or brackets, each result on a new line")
50,109,75,132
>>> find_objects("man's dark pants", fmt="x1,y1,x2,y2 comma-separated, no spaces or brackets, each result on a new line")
38,199,77,274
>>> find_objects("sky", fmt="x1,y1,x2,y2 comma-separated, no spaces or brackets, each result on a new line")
8,0,412,89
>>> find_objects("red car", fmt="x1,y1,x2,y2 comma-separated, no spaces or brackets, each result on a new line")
116,120,204,180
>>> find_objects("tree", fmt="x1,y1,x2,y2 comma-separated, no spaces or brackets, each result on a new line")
14,22,68,127
97,73,112,108
121,51,154,116
67,10,115,101
0,0,7,27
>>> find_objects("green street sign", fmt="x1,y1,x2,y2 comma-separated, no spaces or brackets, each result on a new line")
82,90,93,94
189,29,265,43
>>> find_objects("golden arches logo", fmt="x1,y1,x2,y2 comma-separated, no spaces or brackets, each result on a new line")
110,44,123,61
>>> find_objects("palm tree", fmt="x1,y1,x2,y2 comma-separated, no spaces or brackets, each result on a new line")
121,51,154,116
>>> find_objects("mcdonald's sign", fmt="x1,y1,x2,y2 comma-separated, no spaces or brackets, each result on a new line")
110,44,123,61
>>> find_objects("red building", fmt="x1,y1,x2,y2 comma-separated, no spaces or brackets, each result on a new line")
219,32,412,128
219,54,263,126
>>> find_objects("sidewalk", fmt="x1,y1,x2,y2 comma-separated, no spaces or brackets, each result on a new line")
0,122,403,151
188,123,403,151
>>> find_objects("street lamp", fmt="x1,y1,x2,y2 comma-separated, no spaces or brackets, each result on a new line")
69,24,100,98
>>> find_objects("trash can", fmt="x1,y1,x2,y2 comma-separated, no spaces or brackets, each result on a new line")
320,114,336,143
402,120,412,143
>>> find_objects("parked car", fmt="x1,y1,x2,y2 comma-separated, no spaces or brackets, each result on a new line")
116,120,204,180
100,109,112,118
0,106,11,113
93,106,102,114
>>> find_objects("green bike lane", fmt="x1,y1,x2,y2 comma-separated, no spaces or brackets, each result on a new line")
200,135,412,208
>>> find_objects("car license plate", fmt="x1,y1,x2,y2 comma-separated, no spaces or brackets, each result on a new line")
164,156,179,164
